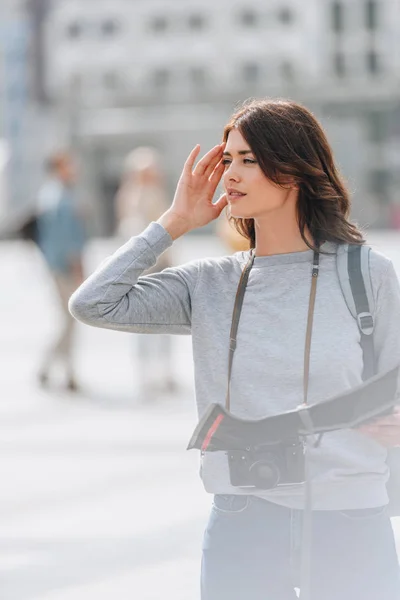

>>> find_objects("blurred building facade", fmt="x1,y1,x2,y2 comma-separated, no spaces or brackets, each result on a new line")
0,0,58,227
0,0,30,212
9,0,400,233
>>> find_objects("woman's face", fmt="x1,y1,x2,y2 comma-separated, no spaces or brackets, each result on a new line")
222,129,295,219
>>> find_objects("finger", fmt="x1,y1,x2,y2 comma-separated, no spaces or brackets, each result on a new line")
204,151,225,178
357,424,384,436
358,426,378,434
375,412,400,425
212,193,228,217
358,422,390,431
209,160,225,188
364,417,398,427
357,428,388,446
194,145,222,176
359,426,400,442
193,145,223,176
183,145,201,175
358,410,397,426
204,143,225,177
367,435,399,448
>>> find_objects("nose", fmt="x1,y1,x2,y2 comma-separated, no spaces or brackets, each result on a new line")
223,162,240,184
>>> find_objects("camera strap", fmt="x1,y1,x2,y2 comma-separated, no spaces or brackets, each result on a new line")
226,248,320,410
226,246,320,600
225,249,255,411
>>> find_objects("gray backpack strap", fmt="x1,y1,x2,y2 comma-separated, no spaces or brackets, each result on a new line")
338,244,400,518
336,244,376,380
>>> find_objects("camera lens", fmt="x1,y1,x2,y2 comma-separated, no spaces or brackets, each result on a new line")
249,459,280,489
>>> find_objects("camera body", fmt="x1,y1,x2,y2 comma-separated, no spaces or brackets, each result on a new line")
227,438,305,490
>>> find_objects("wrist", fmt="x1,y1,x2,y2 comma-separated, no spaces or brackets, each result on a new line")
157,211,191,240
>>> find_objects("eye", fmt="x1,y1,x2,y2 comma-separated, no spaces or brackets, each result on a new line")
222,159,231,165
243,158,257,164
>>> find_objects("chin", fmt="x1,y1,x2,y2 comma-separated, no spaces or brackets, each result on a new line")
229,208,254,219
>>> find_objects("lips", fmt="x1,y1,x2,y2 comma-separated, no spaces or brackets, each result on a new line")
227,188,246,199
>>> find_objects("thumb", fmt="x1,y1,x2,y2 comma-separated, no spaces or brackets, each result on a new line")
213,193,228,217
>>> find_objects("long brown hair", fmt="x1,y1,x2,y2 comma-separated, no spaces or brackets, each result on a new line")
223,99,365,251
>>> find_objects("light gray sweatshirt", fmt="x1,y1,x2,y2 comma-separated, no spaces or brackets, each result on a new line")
69,222,400,510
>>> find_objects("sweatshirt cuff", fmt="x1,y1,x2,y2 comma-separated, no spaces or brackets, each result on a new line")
140,221,173,257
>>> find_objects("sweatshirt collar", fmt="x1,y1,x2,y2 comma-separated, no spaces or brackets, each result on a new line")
238,241,338,268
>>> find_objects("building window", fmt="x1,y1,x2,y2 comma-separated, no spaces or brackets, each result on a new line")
67,21,83,39
242,62,260,83
331,2,344,33
188,14,206,30
150,16,168,32
365,0,378,31
366,50,380,74
101,19,120,36
278,8,294,24
240,10,258,27
333,52,346,77
152,68,170,88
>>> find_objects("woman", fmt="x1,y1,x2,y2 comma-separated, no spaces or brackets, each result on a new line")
69,99,400,600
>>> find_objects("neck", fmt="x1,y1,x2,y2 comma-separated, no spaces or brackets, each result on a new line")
254,209,313,257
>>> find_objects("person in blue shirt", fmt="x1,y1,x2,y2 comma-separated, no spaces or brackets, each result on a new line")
36,151,86,392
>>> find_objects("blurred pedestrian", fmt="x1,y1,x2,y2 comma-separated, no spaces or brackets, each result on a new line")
36,151,86,392
114,147,177,398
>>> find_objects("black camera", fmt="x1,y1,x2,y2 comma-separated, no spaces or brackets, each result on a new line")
227,439,305,490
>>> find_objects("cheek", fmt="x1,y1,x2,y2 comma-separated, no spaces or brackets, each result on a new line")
249,169,272,188
259,180,287,204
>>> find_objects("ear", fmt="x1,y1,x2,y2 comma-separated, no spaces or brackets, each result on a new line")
286,177,299,188
278,175,298,190
281,182,298,191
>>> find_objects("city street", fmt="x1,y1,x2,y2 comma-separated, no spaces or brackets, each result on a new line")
2,231,400,600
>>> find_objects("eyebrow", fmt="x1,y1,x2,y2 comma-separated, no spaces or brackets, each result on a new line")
222,150,253,157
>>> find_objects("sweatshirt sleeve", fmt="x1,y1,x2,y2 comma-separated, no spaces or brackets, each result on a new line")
373,260,400,374
68,222,199,335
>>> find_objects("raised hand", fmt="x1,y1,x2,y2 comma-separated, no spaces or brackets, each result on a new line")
357,407,400,448
158,144,227,239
